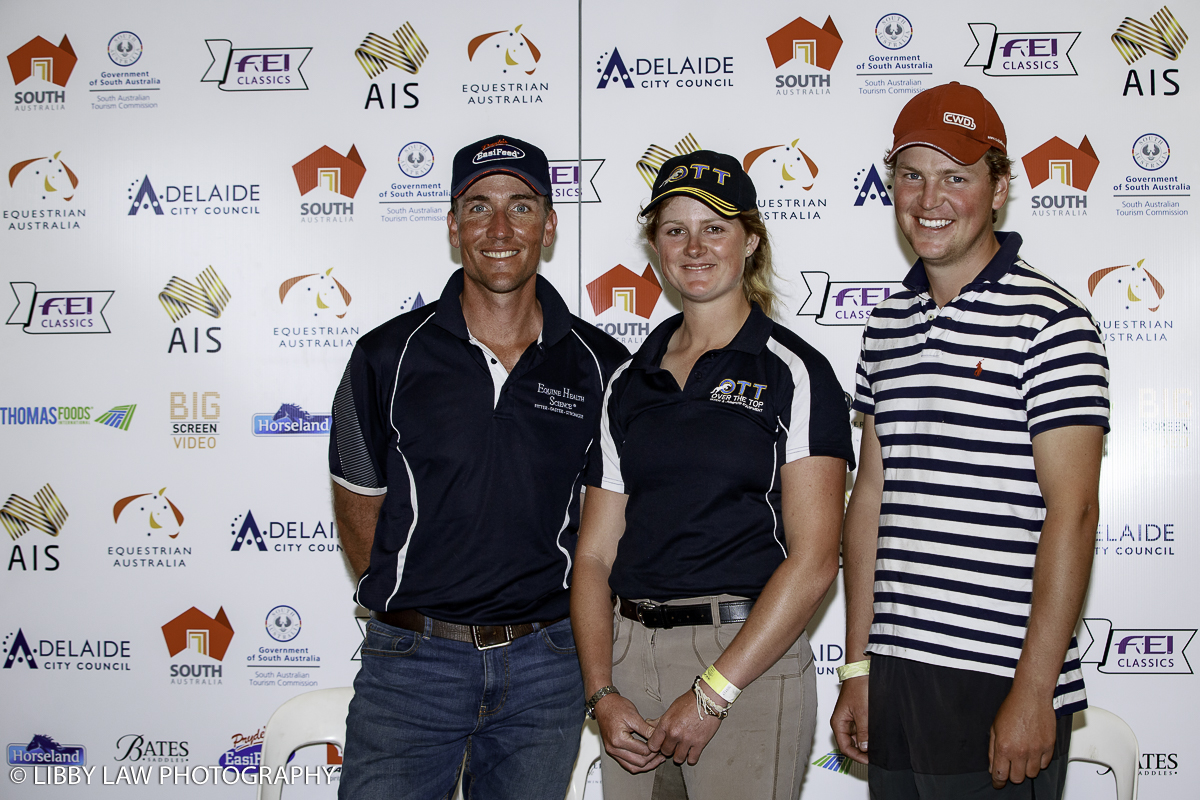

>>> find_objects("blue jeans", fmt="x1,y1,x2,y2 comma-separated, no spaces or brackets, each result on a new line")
338,616,584,800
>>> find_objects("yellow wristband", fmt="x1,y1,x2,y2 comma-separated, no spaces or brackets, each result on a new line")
836,659,871,682
701,664,742,703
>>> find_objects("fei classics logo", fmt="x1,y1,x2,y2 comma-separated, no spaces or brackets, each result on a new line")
201,39,310,91
1081,618,1196,674
8,282,112,333
964,22,1079,77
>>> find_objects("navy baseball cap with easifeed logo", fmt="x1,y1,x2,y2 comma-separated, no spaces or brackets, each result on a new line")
641,150,757,219
451,135,551,198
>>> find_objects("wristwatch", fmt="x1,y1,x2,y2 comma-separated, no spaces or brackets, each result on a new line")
585,685,620,719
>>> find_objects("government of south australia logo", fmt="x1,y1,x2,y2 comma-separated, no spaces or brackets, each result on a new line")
8,735,85,766
1133,133,1170,170
8,282,112,333
201,39,310,91
965,22,1079,76
876,14,913,50
108,32,142,66
266,606,301,642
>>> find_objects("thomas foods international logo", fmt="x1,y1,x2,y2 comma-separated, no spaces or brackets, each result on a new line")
964,22,1079,76
8,282,112,334
201,39,310,91
1081,618,1195,674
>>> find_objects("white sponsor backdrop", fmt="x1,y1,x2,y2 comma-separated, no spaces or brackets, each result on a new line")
0,1,1195,797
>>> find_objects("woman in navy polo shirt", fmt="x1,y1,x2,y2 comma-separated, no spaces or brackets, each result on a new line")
571,151,855,799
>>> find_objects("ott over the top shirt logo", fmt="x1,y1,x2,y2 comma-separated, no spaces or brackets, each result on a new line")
710,379,767,412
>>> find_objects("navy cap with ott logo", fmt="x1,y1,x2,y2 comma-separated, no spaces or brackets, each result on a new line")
642,150,757,219
451,134,551,198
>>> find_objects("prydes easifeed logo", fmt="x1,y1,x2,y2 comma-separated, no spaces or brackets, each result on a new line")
6,151,85,231
127,174,261,217
201,39,310,91
1116,6,1186,97
1089,258,1173,345
852,164,892,207
1081,618,1195,674
964,22,1079,77
465,24,547,105
8,736,86,766
8,35,74,111
273,269,360,351
767,14,841,96
161,268,229,356
252,404,331,437
1020,136,1098,217
745,140,826,223
293,145,364,222
796,273,904,326
229,510,339,555
162,606,232,685
595,45,734,91
635,133,701,187
357,23,426,110
8,282,111,333
219,729,264,774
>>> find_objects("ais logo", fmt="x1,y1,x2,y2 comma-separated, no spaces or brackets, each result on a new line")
5,484,66,573
1115,6,1186,96
357,22,426,110
161,268,229,355
635,133,701,187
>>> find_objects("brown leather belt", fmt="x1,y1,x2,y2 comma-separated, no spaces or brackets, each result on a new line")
617,597,754,629
372,609,566,650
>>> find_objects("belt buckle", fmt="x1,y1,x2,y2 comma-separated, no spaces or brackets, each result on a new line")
636,601,668,628
471,625,513,651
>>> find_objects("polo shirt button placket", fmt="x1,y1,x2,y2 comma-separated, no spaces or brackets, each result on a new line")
920,300,940,359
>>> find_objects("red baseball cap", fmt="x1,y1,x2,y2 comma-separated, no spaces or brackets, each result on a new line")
890,82,1007,165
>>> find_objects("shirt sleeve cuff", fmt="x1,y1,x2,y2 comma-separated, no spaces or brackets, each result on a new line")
331,474,387,497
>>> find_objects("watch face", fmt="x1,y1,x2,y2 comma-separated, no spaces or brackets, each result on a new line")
108,31,143,66
398,142,435,178
265,605,302,642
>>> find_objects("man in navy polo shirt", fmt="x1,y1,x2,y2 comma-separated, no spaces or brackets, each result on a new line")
330,134,628,800
830,84,1110,798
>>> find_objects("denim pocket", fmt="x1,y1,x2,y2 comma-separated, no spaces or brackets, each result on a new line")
539,619,578,655
360,620,421,658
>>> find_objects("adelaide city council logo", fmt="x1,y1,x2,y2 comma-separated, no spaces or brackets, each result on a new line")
876,14,913,50
8,282,111,334
113,489,184,539
228,510,339,554
266,606,301,642
201,39,310,91
1080,618,1195,674
796,274,904,325
293,144,366,220
126,174,261,217
1132,133,1170,170
964,22,1079,76
8,35,76,86
1113,6,1187,65
852,164,892,206
635,133,701,187
468,24,541,75
252,404,331,437
398,142,434,178
594,45,734,91
108,32,142,66
2,484,67,542
7,735,86,766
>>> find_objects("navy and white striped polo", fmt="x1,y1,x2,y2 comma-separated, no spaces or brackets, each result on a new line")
329,270,628,625
589,305,855,601
854,232,1110,715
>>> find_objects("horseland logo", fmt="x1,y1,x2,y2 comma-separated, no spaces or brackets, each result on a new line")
8,283,111,333
465,24,548,104
548,159,603,203
767,13,841,96
474,139,525,164
1080,618,1195,674
595,46,734,90
943,112,975,129
8,35,75,110
170,391,220,450
127,175,261,217
1021,136,1098,217
8,735,86,765
252,404,331,437
6,151,85,231
90,31,161,110
273,269,359,350
229,510,340,555
161,268,229,355
796,273,904,325
162,606,232,684
293,145,365,222
111,489,190,569
1089,259,1173,345
964,23,1079,76
5,484,65,573
853,164,892,206
3,627,131,671
1116,6,1186,97
745,139,826,222
201,39,310,91
358,22,426,110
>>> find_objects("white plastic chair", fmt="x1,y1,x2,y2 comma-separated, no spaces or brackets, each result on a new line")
1067,705,1140,800
257,686,604,800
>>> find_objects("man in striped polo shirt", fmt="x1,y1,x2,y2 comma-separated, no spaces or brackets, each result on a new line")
830,83,1110,798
